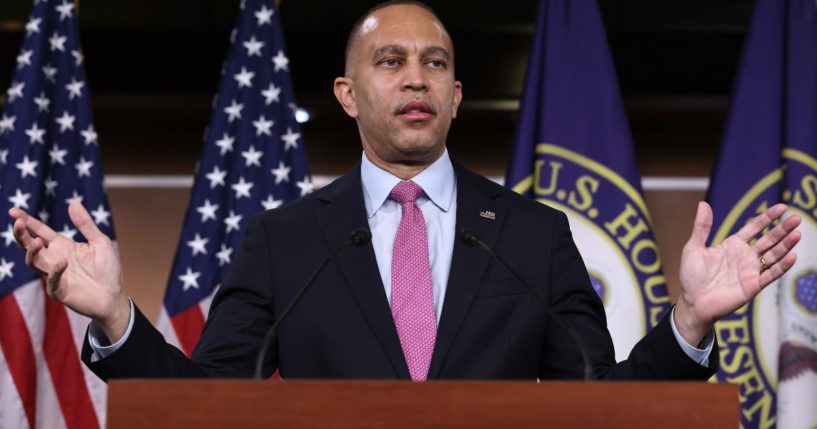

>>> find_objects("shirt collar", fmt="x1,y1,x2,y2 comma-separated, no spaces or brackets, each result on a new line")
360,149,456,219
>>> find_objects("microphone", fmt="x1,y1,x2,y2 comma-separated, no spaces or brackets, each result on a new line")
458,228,594,381
253,227,372,379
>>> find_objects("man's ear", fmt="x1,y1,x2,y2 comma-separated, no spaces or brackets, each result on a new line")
333,77,359,118
452,80,463,119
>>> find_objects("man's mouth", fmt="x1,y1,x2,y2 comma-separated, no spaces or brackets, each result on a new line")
398,101,435,121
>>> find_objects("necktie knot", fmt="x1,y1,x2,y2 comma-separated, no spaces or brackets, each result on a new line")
390,180,423,204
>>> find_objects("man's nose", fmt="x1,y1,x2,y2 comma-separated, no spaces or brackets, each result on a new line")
401,61,428,91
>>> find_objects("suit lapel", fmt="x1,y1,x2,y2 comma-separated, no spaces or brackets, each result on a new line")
314,166,411,379
427,164,506,379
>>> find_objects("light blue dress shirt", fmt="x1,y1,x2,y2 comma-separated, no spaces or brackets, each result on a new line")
91,149,713,366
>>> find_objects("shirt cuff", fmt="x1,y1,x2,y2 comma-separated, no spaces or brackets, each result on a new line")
670,306,714,366
87,299,135,362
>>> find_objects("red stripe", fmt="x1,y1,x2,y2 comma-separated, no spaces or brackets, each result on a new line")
43,290,100,429
0,293,37,429
170,305,205,357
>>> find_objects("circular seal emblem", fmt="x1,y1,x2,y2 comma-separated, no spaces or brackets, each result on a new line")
511,143,672,362
711,148,817,429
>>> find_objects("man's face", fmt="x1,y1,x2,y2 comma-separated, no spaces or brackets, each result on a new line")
335,5,463,169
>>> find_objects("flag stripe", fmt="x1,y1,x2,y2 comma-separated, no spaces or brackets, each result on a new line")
65,310,107,424
43,289,100,429
170,306,206,357
0,350,31,429
0,293,37,429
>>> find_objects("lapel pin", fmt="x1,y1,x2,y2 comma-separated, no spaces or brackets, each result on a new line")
479,210,496,220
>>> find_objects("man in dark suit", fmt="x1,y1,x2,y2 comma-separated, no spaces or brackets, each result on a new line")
9,0,802,382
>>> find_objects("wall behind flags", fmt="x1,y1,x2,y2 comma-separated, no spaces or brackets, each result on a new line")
0,0,755,322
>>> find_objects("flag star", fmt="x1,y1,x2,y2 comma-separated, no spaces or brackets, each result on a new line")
252,115,274,136
296,177,314,196
196,199,219,222
261,195,283,210
178,268,201,291
25,123,45,144
214,133,235,155
0,258,14,281
42,64,57,82
25,17,41,36
272,50,289,72
241,145,263,167
91,204,111,226
56,1,75,20
16,156,38,178
0,149,8,165
229,28,238,44
224,100,244,122
216,244,233,266
281,127,301,151
44,177,58,196
16,50,33,69
243,36,265,57
0,114,16,134
49,33,67,51
81,125,98,145
224,210,243,233
75,157,94,177
59,224,77,240
56,111,75,132
34,92,50,112
255,5,274,26
186,233,209,256
1,224,15,247
231,176,254,199
65,191,83,205
270,161,291,184
71,49,83,66
6,81,24,102
38,210,49,224
234,67,255,88
8,189,32,209
205,166,227,188
65,78,84,99
49,145,68,165
261,83,281,104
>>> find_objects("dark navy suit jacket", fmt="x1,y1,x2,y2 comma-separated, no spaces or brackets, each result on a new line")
82,163,716,381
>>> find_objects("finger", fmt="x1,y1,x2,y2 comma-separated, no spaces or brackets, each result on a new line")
20,213,60,245
752,214,801,254
45,258,68,300
735,203,788,241
759,229,801,266
68,201,107,243
687,201,713,248
25,237,45,268
13,217,35,250
759,253,797,287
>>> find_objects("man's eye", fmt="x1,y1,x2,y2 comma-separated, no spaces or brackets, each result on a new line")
427,59,446,69
380,58,401,67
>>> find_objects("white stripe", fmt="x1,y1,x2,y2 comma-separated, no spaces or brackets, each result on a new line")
65,309,107,426
103,174,710,191
197,285,220,321
155,307,183,351
13,281,68,429
0,328,32,429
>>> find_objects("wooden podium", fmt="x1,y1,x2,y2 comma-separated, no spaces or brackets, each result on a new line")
107,380,737,428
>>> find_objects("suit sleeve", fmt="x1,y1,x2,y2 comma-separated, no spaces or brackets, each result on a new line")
538,211,717,380
81,214,278,379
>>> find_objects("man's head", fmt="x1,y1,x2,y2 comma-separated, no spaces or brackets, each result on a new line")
333,1,463,178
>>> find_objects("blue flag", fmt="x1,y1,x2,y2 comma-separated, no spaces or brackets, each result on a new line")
505,0,671,360
707,0,817,428
156,0,311,356
1,1,112,427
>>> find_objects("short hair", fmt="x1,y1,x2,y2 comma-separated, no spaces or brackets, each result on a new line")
344,1,447,74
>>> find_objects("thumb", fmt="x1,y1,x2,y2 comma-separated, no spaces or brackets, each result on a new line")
68,201,107,243
687,201,713,248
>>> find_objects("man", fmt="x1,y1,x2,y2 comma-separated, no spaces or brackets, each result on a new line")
10,1,801,381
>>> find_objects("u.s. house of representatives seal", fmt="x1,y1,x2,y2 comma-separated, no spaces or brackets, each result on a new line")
712,148,817,429
511,143,672,362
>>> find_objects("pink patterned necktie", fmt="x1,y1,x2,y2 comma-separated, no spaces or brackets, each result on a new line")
390,180,437,381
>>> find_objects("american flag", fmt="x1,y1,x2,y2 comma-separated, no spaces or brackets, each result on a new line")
155,0,311,356
0,1,113,428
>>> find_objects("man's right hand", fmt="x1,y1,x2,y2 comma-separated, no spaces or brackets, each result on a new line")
9,201,130,343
